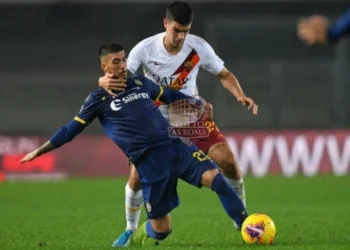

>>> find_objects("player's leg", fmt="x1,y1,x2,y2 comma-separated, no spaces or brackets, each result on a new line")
207,141,246,207
125,165,143,231
194,120,247,208
112,165,143,247
201,167,247,229
128,147,179,246
129,179,176,246
129,215,172,246
180,143,248,229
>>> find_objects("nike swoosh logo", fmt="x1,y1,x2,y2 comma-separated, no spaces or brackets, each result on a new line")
246,225,264,237
151,62,163,65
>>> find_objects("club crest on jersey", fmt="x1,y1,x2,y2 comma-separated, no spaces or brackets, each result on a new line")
134,79,143,86
184,61,193,71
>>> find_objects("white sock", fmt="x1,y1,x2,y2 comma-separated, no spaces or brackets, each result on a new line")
225,177,247,208
125,183,143,231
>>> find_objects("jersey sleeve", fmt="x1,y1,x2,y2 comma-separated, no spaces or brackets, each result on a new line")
49,93,100,148
142,76,200,104
199,39,225,75
328,9,350,43
140,77,164,101
127,41,146,74
74,94,99,125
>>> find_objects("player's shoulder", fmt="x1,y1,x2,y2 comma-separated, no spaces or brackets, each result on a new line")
133,32,164,50
128,75,158,92
186,34,212,50
84,88,109,104
129,74,151,86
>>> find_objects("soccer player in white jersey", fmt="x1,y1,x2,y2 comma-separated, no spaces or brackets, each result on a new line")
99,1,258,247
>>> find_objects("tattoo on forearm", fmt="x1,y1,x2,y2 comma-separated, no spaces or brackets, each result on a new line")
35,141,56,157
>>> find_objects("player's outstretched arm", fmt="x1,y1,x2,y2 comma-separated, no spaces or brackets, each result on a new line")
159,85,197,104
217,67,258,115
20,141,56,163
20,91,100,164
328,9,350,43
161,86,213,120
297,9,350,45
142,76,195,104
20,120,85,163
145,78,213,120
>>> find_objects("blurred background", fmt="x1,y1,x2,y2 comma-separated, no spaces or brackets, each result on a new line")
0,0,349,180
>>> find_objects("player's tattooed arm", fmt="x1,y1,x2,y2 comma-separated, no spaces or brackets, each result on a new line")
20,119,86,164
20,141,56,163
217,67,258,115
36,141,56,156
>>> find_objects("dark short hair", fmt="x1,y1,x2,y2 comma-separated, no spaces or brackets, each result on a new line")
166,1,193,25
98,43,124,58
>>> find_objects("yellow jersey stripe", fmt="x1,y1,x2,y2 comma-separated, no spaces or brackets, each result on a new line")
74,116,87,125
156,86,164,101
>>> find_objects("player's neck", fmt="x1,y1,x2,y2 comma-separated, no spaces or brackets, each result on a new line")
163,36,182,55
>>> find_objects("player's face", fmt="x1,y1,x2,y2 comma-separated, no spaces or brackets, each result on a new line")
101,51,127,79
164,19,191,48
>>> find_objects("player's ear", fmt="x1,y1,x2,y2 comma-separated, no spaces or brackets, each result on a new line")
163,18,167,29
101,63,107,73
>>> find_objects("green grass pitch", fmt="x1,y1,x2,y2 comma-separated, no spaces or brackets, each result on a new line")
1,175,349,249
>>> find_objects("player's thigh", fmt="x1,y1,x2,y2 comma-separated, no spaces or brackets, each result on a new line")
136,150,180,220
128,164,141,190
150,214,172,232
207,142,242,179
194,120,241,178
178,143,219,188
207,141,235,165
141,176,179,220
190,119,227,153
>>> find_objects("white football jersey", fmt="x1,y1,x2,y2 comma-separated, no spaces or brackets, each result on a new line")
127,32,224,119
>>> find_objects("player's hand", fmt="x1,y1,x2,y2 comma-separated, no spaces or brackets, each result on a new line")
98,72,127,96
237,95,258,115
20,150,38,163
202,102,213,121
297,16,329,45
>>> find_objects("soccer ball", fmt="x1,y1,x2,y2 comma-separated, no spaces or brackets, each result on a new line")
241,213,276,245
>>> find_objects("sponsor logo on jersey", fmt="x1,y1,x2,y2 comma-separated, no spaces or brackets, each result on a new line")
151,75,191,88
110,99,122,111
110,92,150,111
149,49,200,91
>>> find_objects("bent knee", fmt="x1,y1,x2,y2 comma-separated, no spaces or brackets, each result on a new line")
219,160,242,180
128,166,141,190
200,168,220,188
208,146,242,180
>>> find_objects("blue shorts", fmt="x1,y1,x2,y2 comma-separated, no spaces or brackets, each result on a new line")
135,138,219,219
